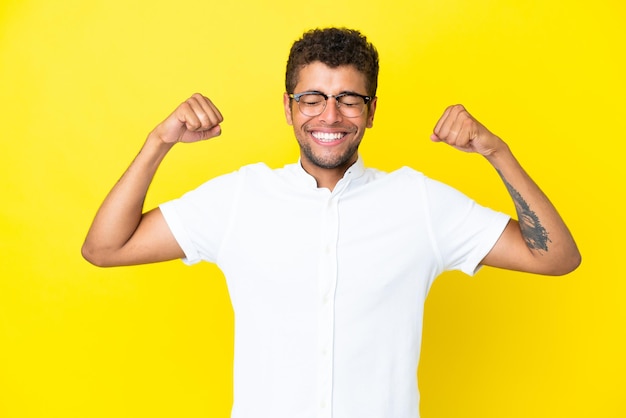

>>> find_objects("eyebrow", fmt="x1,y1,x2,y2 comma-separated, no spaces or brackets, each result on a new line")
302,90,364,96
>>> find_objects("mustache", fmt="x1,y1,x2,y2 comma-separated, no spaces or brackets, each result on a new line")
303,123,358,133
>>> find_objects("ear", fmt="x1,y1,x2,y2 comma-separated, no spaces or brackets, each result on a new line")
283,93,294,126
366,96,377,129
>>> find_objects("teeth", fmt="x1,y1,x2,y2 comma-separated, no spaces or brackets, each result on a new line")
312,132,344,142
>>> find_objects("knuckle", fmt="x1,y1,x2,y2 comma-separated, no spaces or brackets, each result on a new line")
187,120,201,130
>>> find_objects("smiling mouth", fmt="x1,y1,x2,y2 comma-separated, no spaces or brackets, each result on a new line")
311,131,347,143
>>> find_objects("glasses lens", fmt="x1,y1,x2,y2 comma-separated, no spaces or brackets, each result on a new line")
297,93,326,116
337,94,366,118
295,93,367,117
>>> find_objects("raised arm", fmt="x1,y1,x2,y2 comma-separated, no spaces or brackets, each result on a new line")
81,94,223,267
431,105,581,276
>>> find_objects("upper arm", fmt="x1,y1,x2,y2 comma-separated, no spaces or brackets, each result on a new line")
122,207,185,265
480,219,529,271
480,219,577,276
84,208,185,267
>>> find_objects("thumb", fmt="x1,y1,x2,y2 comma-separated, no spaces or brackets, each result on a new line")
177,123,222,143
184,123,222,143
204,124,222,139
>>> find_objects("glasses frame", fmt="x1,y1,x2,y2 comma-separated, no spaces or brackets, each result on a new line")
288,91,372,118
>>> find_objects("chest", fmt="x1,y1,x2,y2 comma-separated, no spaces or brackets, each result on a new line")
217,187,438,295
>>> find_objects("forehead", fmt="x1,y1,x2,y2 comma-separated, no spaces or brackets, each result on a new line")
294,62,367,93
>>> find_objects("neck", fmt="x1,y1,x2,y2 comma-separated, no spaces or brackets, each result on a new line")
301,158,356,192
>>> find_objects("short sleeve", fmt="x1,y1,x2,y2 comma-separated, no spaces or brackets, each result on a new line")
423,177,510,276
159,170,240,265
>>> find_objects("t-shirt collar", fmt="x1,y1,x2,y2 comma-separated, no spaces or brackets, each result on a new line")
291,155,365,189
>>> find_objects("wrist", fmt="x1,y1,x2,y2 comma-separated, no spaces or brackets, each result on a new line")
145,131,176,152
134,133,177,170
483,140,514,168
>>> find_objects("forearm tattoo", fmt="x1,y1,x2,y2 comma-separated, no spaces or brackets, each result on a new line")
497,170,551,252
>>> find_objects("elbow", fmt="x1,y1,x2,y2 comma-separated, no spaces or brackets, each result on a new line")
564,251,582,275
547,250,582,276
81,242,113,267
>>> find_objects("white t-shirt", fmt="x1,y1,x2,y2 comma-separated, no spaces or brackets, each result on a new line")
159,157,510,418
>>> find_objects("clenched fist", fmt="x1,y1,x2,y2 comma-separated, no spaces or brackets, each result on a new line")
150,93,224,144
431,104,503,157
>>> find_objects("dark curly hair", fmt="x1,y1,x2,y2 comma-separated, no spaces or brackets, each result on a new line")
285,27,379,98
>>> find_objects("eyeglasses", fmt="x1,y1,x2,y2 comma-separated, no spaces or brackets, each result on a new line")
288,91,372,118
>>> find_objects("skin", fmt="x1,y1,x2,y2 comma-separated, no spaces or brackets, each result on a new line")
283,62,376,190
82,62,580,275
430,104,580,274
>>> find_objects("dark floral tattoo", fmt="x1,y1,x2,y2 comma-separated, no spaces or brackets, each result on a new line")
498,170,551,252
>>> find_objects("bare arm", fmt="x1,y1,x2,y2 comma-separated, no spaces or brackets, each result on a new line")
81,94,223,267
431,105,581,276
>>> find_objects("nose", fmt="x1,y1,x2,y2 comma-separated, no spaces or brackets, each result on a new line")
318,97,343,124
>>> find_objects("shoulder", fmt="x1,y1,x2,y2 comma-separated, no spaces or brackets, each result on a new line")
194,162,273,188
388,166,468,197
362,166,481,211
366,166,429,191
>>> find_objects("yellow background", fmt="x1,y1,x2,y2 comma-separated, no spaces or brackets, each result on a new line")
1,0,624,417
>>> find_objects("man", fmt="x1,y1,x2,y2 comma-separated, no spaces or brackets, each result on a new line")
82,27,580,418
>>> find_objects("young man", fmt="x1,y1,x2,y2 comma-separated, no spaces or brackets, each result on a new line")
82,28,580,418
